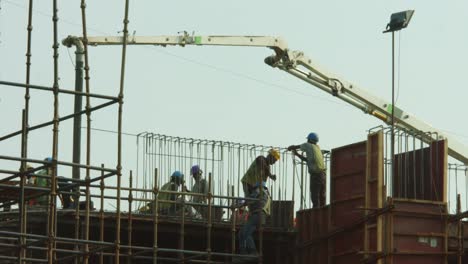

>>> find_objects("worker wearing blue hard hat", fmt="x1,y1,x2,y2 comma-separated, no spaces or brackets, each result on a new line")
156,170,185,215
288,132,327,208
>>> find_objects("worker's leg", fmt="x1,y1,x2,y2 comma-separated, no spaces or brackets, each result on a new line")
310,172,321,208
319,171,326,207
238,212,260,255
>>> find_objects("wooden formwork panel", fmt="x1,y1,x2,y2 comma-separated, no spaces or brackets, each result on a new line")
393,140,447,202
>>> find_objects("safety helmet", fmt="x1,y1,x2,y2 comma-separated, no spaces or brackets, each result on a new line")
171,170,184,179
44,157,53,163
190,165,202,175
307,132,319,143
268,149,280,161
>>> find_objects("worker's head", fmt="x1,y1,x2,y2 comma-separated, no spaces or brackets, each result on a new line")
266,149,280,165
43,157,53,173
171,170,184,186
190,165,203,180
307,132,319,144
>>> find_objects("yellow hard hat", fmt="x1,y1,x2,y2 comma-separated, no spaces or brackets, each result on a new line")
268,149,280,161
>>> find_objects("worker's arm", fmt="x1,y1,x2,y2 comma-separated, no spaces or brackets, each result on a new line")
293,149,307,162
287,145,300,151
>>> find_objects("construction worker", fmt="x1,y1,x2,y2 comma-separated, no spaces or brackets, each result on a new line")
157,170,185,215
35,157,53,206
287,132,326,208
237,181,272,260
188,165,209,218
241,149,280,199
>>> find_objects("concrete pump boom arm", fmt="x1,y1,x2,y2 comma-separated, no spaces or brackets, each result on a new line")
79,33,468,164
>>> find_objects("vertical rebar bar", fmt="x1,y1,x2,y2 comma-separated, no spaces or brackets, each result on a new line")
206,173,213,263
99,164,105,264
47,1,60,262
153,168,159,264
127,171,133,264
115,0,130,263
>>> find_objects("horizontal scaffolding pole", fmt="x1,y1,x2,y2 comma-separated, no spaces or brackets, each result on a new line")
0,100,118,142
0,80,119,101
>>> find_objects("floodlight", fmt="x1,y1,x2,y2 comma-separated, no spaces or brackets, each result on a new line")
383,10,415,33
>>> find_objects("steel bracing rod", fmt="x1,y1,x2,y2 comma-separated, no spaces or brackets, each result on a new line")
0,155,116,173
115,1,130,263
0,100,118,142
0,80,119,101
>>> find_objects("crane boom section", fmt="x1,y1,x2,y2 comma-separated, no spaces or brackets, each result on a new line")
81,34,468,164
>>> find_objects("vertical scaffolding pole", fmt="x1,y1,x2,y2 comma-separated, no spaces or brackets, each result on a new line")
115,0,130,263
84,165,91,263
127,171,133,263
19,110,27,263
457,194,462,264
206,173,213,263
230,185,236,255
47,1,60,262
99,164,105,264
153,168,159,264
20,1,34,260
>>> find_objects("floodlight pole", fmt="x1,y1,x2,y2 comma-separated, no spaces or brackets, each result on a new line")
391,31,395,197
384,10,414,197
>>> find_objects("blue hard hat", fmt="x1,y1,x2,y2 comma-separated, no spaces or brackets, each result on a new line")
44,157,53,162
190,165,202,175
307,132,319,143
171,170,184,178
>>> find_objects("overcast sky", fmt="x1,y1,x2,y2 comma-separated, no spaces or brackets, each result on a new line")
1,1,467,209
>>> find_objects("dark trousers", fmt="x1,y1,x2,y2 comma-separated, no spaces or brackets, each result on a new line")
238,212,265,255
310,171,326,208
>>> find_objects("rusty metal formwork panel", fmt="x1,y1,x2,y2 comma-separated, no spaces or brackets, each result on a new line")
296,206,329,264
328,132,385,264
393,140,447,202
384,199,448,264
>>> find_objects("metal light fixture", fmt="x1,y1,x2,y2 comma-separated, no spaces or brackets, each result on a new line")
383,10,414,197
384,10,415,33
